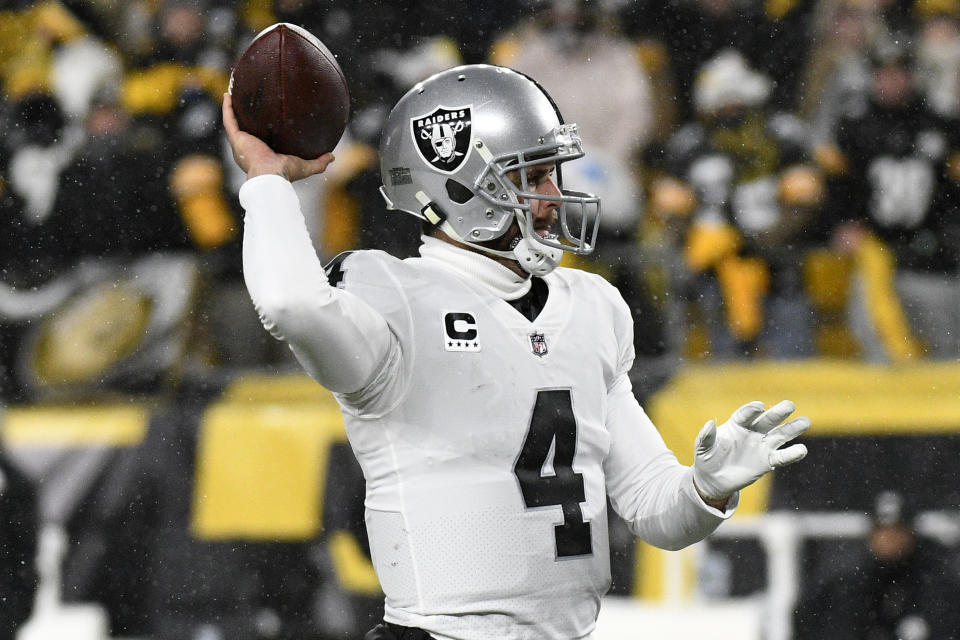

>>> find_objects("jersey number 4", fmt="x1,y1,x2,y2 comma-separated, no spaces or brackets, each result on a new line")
514,389,593,558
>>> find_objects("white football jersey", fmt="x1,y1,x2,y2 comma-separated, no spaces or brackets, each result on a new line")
239,176,731,640
329,249,628,639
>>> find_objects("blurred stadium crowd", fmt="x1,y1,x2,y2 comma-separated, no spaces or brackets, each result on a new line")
1,0,960,638
1,0,959,399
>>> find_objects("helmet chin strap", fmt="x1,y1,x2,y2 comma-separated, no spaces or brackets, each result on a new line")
437,220,561,276
510,209,563,276
416,187,562,276
428,221,563,276
511,235,562,276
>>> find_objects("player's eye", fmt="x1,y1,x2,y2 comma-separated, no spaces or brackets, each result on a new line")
526,168,553,186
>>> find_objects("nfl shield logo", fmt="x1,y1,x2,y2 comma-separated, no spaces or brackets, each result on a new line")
529,332,548,357
411,105,473,173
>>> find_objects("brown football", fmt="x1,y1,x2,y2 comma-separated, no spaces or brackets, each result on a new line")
229,23,350,158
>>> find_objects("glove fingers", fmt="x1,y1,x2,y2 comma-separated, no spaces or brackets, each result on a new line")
695,420,717,456
769,443,808,468
766,416,811,447
750,400,796,434
730,401,766,428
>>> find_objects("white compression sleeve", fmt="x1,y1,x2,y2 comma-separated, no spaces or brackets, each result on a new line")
240,174,396,393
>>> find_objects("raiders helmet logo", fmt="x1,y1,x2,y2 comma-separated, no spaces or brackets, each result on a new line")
411,105,472,173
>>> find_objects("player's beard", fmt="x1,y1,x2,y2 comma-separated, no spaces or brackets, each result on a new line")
480,216,561,278
479,219,524,255
485,208,557,252
486,219,553,252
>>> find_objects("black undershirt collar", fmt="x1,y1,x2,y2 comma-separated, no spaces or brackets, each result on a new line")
507,276,549,322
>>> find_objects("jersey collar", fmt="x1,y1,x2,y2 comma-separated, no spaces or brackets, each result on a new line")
418,235,533,301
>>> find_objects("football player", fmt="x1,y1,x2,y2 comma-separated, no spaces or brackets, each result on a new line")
223,64,811,640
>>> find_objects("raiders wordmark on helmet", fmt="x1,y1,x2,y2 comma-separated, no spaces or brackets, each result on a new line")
411,105,473,173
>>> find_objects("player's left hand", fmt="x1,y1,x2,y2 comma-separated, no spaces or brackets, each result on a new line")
692,400,810,501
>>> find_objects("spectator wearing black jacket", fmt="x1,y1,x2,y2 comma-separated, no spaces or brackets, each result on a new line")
830,42,960,360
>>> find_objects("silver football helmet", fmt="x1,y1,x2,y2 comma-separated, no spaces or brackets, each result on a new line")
379,64,600,275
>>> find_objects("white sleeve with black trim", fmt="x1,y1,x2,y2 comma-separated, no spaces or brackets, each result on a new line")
240,174,399,394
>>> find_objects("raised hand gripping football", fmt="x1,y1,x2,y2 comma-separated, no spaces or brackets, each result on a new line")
222,93,334,181
692,400,810,501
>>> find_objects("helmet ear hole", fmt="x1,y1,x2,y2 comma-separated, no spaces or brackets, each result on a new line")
445,179,475,204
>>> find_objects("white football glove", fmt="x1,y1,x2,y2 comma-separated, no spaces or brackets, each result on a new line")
693,400,810,501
